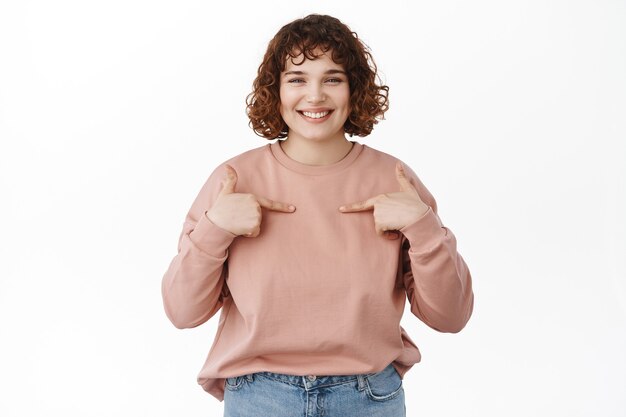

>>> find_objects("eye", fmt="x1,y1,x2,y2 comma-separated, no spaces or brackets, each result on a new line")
287,78,304,83
327,78,343,83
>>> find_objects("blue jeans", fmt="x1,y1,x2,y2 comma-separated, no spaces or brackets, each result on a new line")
223,362,406,417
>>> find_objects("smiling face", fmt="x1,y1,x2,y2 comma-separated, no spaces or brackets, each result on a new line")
279,48,351,145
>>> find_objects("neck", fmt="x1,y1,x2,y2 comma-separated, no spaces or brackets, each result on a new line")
279,135,354,166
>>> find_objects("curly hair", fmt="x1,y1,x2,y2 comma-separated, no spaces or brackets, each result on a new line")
245,14,389,140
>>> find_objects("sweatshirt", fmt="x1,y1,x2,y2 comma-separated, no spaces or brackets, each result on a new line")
161,140,474,402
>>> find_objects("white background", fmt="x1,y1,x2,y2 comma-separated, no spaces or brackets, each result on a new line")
1,1,625,416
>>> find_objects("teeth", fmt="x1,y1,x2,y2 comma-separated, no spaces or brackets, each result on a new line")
302,111,330,119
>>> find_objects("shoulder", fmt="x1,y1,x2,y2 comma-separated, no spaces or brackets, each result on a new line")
361,143,437,208
360,143,419,176
208,142,271,179
191,143,271,205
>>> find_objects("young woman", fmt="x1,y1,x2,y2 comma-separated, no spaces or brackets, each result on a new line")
161,13,474,417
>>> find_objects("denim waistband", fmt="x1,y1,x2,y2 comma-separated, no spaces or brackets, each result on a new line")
242,363,391,390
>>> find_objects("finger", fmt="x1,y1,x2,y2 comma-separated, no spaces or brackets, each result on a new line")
376,225,400,240
243,225,260,238
395,161,418,195
219,164,237,195
255,195,296,212
384,231,400,240
338,196,379,212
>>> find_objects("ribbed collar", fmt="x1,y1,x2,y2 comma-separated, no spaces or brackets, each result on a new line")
268,140,364,175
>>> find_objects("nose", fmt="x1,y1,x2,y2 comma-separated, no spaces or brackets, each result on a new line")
306,84,326,103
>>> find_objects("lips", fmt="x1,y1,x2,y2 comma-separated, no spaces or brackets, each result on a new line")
297,109,334,120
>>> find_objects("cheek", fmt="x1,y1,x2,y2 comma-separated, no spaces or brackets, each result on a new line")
278,96,284,114
336,86,350,109
279,87,296,107
278,95,288,118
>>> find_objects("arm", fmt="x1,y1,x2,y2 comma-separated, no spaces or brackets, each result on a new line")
161,164,238,329
398,166,474,333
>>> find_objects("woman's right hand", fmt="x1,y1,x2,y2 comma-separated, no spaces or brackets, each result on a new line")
205,164,296,237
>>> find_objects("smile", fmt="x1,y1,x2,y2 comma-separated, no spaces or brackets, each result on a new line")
297,110,333,121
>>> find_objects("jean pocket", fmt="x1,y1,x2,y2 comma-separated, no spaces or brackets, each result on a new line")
224,375,247,392
364,363,404,402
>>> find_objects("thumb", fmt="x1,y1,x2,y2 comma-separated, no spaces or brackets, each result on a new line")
218,164,237,195
396,161,417,195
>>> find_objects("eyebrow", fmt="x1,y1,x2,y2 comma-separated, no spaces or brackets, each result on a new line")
282,69,347,76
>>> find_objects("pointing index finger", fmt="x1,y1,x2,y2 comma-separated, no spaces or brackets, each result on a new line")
339,196,378,212
256,195,296,212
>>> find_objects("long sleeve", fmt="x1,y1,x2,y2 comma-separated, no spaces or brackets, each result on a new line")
161,163,238,329
166,142,475,401
398,165,474,333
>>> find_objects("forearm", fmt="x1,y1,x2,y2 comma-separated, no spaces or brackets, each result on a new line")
399,207,475,333
161,212,237,329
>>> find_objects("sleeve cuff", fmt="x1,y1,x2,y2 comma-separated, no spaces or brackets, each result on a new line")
399,206,445,253
188,211,238,257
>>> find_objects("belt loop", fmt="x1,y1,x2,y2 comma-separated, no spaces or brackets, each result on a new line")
356,374,367,391
245,373,253,382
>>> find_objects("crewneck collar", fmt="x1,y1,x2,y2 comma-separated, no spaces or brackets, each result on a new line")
268,140,364,175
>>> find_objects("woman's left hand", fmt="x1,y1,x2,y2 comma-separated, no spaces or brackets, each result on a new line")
338,161,430,240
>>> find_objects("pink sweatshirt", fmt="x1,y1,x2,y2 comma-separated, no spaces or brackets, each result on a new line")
161,140,474,402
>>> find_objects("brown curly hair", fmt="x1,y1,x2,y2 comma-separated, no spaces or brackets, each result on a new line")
246,14,389,140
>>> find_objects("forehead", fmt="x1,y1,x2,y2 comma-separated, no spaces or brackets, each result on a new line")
282,48,344,72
